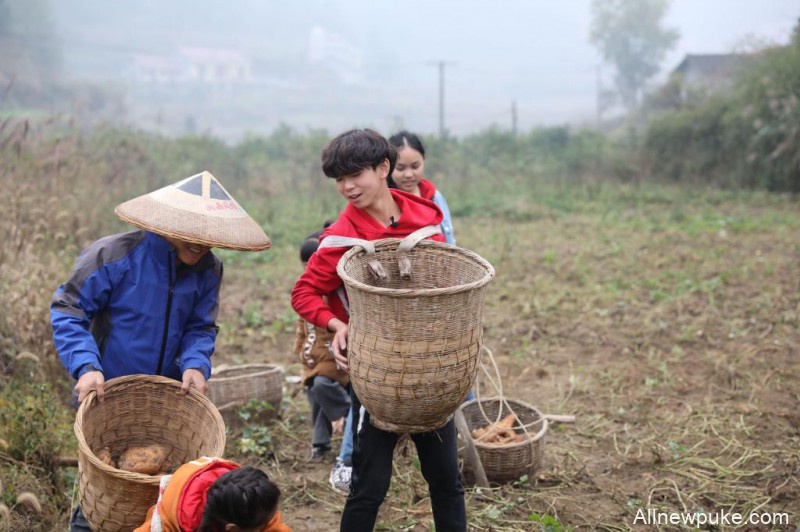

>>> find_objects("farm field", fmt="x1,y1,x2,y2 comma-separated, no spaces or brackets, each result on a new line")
2,4,798,530
1,125,798,530
209,188,800,530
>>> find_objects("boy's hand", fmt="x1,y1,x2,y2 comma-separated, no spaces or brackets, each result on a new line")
181,368,208,395
75,371,105,403
328,318,349,371
332,416,345,434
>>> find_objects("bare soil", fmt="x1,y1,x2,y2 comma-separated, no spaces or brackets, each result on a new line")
205,200,800,530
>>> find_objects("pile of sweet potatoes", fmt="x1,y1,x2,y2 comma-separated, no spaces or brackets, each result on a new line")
95,444,173,475
470,414,527,445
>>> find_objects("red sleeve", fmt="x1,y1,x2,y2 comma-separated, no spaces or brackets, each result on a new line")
291,246,345,329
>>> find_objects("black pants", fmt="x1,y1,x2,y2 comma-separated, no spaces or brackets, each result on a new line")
340,391,466,532
307,375,351,449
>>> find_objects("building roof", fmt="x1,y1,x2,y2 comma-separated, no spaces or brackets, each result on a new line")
672,53,747,79
177,47,248,65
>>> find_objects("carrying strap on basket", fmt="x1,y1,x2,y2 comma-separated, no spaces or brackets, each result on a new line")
318,225,442,281
396,225,443,280
318,235,386,280
474,346,548,445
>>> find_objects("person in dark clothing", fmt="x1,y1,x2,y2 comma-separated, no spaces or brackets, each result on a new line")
294,223,351,461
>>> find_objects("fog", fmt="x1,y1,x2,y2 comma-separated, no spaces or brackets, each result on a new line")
9,0,800,139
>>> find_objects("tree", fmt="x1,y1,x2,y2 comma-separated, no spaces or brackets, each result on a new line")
590,0,679,111
0,0,61,89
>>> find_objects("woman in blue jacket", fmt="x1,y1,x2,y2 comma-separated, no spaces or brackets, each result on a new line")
53,172,270,532
51,171,270,405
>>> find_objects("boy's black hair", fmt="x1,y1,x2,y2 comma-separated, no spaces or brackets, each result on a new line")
300,238,319,263
321,128,397,179
388,130,426,158
197,466,281,532
299,220,333,262
387,130,426,189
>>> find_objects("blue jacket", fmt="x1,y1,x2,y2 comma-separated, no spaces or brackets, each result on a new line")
51,230,222,381
432,190,456,246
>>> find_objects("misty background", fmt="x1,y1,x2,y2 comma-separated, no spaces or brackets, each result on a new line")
2,0,797,140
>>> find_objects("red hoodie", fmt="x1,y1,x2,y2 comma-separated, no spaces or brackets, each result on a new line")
417,178,437,201
291,189,444,329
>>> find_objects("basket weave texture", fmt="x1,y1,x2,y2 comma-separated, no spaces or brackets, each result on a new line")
338,238,494,433
114,171,270,252
74,374,226,531
460,397,547,483
208,364,283,425
116,197,270,251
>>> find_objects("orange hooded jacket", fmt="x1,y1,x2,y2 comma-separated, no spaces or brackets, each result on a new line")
134,457,290,532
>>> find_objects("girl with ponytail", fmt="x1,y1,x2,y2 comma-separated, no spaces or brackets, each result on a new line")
135,457,290,532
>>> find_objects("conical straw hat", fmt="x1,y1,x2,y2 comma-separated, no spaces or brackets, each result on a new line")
115,171,271,251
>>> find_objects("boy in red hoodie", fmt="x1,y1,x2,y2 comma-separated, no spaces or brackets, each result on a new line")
291,129,466,532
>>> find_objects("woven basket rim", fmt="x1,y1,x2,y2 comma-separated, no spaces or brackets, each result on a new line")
211,363,281,381
73,374,226,484
460,397,548,449
337,238,495,298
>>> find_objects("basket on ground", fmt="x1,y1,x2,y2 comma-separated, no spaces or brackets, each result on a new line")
74,374,226,531
337,233,494,433
208,363,283,427
459,397,547,483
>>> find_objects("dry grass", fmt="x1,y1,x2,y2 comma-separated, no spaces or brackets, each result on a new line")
1,120,798,530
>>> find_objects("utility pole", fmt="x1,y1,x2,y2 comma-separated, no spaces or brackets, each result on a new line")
596,65,602,130
428,60,455,139
511,100,518,136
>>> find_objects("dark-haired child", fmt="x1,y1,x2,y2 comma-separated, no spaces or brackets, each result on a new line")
135,457,290,532
295,225,351,461
291,129,466,531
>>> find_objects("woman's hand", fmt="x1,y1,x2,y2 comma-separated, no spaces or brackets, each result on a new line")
181,368,208,395
328,318,349,371
74,370,105,402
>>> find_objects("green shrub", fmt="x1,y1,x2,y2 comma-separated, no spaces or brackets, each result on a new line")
643,30,800,191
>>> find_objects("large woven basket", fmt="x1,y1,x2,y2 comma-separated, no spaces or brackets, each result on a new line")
459,397,547,483
337,233,494,433
208,364,283,427
74,374,226,531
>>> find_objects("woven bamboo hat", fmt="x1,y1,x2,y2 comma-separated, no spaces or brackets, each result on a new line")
115,171,270,251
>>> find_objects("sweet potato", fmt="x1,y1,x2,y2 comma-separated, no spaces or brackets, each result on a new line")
95,447,115,467
496,414,517,429
117,444,169,475
471,414,523,445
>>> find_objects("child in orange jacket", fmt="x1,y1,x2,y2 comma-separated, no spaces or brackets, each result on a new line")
135,456,290,532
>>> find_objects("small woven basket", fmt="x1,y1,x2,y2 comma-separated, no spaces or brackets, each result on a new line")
459,397,547,483
74,374,226,531
208,364,283,426
337,233,494,433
